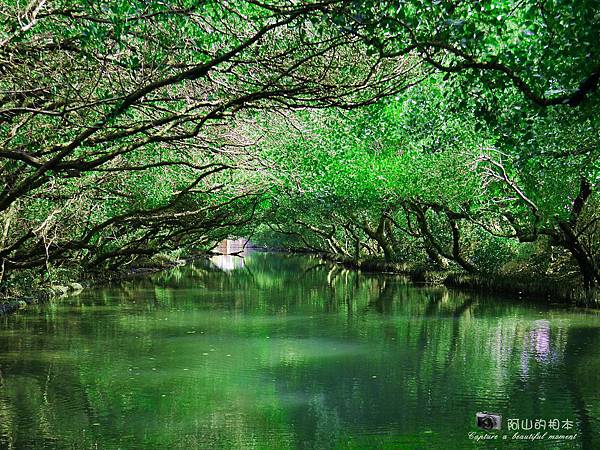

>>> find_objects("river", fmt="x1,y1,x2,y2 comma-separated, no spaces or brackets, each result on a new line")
1,253,599,449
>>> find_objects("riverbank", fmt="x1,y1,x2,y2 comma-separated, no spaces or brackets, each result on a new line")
2,250,597,316
0,251,216,316
325,255,598,307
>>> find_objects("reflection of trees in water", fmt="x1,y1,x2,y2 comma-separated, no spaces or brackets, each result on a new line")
561,325,600,449
364,278,394,314
0,316,296,447
124,254,405,315
1,254,598,448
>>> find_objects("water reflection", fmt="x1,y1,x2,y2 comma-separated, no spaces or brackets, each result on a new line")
520,320,564,380
529,320,551,361
0,253,599,449
210,255,246,272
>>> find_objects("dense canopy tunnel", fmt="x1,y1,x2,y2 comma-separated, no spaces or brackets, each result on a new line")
0,0,599,301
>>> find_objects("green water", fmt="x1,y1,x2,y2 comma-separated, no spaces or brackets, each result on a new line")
1,253,600,449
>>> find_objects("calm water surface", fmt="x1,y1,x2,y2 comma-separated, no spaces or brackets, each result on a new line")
1,253,600,449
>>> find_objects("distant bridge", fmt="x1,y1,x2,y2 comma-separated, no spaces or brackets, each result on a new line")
213,238,250,255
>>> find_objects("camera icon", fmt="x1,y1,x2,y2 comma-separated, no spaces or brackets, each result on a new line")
476,412,502,430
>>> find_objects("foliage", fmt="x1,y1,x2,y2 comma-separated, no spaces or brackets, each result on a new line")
0,0,598,294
